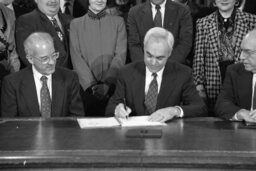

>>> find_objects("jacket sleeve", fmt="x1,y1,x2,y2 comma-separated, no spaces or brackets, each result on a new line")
169,7,193,64
68,72,85,116
127,8,144,62
104,18,127,84
193,18,205,86
215,66,241,120
1,76,17,117
69,19,96,90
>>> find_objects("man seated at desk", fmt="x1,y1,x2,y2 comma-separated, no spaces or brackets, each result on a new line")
1,32,84,117
215,29,256,122
106,27,207,122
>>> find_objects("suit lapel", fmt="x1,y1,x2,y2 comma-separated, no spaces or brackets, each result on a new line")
233,9,248,61
21,68,40,115
206,12,220,62
237,67,253,109
51,68,65,117
163,1,176,30
142,2,154,34
132,62,146,115
156,62,176,109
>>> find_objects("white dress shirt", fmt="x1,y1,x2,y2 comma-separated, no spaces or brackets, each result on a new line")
60,0,74,15
145,66,184,117
151,0,166,26
32,66,52,111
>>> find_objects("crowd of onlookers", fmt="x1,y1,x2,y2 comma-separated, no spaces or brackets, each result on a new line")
1,0,256,121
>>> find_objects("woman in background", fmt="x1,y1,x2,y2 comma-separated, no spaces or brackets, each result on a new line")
70,0,127,116
193,0,256,115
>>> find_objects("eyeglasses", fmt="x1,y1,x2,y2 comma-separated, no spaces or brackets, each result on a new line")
241,49,256,57
33,52,59,64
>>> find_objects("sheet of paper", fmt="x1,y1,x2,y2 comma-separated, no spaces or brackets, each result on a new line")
118,116,167,127
77,117,120,128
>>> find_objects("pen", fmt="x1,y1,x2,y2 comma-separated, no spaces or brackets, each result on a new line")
123,98,129,119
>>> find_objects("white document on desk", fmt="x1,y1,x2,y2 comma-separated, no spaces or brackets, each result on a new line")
77,116,166,128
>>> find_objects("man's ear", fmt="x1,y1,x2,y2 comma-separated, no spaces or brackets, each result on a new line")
26,55,34,65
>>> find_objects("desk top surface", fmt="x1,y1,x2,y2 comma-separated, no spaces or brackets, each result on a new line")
0,117,256,169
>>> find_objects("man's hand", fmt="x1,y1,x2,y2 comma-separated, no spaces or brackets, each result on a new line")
114,103,132,118
236,109,256,122
149,107,180,123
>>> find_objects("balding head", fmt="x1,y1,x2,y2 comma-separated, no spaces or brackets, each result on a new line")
240,29,256,73
24,32,57,75
24,32,54,57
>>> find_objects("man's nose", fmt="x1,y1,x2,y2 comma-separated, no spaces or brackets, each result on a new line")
151,58,157,65
240,51,246,60
48,57,55,65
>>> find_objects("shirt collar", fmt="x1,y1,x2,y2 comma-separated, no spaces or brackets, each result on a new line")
146,66,165,78
32,65,52,80
151,0,166,9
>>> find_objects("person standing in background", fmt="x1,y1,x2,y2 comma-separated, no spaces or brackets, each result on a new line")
127,0,193,64
70,0,127,116
193,0,256,115
15,0,73,69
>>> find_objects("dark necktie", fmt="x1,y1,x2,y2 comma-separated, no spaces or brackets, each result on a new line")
50,17,64,41
145,73,158,115
154,5,162,27
253,83,256,110
40,76,51,118
64,0,71,15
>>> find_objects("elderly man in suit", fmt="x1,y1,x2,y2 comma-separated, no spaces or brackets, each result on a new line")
106,27,206,122
127,0,193,64
15,0,72,69
1,32,84,117
215,29,256,122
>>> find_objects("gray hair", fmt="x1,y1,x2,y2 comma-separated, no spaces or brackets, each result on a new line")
143,27,174,54
24,32,54,56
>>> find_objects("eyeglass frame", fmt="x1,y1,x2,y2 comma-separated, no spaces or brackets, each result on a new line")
32,51,60,64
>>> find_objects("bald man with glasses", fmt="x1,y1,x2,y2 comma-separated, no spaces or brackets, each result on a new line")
1,32,84,117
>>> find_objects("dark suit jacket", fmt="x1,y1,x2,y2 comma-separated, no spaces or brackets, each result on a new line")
1,67,84,117
127,0,193,63
106,61,207,117
15,9,73,69
215,63,253,120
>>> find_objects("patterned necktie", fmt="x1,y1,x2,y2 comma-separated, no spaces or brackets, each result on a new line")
253,83,256,110
50,17,64,41
154,5,162,27
145,73,158,115
64,0,71,15
40,76,51,118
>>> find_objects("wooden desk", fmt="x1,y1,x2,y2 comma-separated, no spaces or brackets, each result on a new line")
0,117,256,170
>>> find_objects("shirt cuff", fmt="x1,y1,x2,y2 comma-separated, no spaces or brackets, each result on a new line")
175,106,184,118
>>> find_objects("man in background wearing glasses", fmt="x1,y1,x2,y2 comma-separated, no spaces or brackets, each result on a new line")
1,32,84,117
215,29,256,123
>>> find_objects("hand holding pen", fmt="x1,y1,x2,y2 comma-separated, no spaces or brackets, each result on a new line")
114,98,131,119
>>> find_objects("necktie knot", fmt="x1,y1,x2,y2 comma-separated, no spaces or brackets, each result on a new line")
155,5,161,11
152,72,157,79
41,76,48,84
